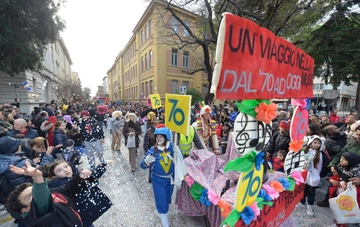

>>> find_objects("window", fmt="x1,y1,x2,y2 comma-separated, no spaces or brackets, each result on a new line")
150,80,153,94
183,81,189,88
145,82,149,96
141,30,144,44
172,49,178,66
202,83,208,96
183,51,189,68
141,57,144,71
149,19,152,35
171,16,178,34
184,21,190,37
149,50,153,67
145,53,148,70
144,25,148,40
171,80,178,93
142,83,145,95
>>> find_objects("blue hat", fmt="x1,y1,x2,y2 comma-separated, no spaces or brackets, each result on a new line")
154,125,171,140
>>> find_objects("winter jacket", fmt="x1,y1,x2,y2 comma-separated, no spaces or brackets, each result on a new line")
34,117,47,138
330,114,340,124
41,116,57,146
54,172,112,227
0,155,34,187
334,152,360,182
53,129,67,147
0,136,22,155
80,117,104,142
325,132,347,158
0,120,13,132
330,140,360,167
22,181,83,227
267,131,291,154
7,127,39,139
229,111,238,123
123,121,141,149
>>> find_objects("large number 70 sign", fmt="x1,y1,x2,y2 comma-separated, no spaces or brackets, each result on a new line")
165,94,191,136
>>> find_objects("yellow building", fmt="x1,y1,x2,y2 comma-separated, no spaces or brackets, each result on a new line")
107,0,209,103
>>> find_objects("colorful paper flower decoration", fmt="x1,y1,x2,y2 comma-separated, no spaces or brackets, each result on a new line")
239,206,255,225
185,175,195,188
278,178,290,190
255,152,264,171
236,99,277,124
207,189,219,205
225,151,261,173
218,199,232,218
189,182,204,201
250,202,260,221
262,184,279,200
269,181,285,192
291,98,308,109
255,102,278,124
200,189,212,206
289,139,304,152
290,171,305,184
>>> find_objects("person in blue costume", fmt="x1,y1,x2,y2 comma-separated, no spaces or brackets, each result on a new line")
140,124,174,227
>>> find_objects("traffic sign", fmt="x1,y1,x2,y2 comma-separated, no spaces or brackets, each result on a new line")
179,86,187,94
165,94,191,135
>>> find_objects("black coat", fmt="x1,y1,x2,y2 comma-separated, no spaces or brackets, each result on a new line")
267,131,291,154
325,132,347,158
55,173,112,227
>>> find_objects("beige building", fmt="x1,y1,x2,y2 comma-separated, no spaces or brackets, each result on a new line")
71,72,81,85
107,0,209,103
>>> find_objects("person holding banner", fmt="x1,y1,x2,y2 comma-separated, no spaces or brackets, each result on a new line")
140,124,175,227
192,105,221,154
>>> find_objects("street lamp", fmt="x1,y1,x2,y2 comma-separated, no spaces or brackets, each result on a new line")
316,90,321,106
8,83,19,99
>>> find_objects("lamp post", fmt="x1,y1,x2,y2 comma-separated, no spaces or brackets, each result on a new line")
316,90,321,107
8,83,19,100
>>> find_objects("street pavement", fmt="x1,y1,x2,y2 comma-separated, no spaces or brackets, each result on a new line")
0,129,344,227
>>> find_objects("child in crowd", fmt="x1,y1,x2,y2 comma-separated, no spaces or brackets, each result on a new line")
219,129,230,154
328,152,360,199
297,135,324,216
61,139,81,174
68,125,86,156
273,150,286,172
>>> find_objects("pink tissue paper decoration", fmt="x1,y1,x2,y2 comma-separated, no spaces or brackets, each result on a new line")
185,175,195,187
262,184,280,200
291,171,305,184
250,201,260,220
207,189,219,205
291,98,307,109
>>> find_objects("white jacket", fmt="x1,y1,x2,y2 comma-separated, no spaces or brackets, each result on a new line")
305,148,323,187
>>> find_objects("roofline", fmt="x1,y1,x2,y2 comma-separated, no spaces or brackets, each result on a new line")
57,37,73,65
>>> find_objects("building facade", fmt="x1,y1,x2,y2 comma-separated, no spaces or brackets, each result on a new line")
107,0,209,103
0,37,73,113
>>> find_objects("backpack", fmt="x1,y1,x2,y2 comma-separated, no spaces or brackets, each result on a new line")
0,174,14,204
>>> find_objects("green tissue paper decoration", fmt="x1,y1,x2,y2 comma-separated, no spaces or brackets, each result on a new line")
236,99,271,117
255,197,273,210
224,151,257,173
189,182,204,201
287,176,296,191
220,209,241,227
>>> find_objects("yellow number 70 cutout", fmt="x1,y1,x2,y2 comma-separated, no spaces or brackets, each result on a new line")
165,94,192,136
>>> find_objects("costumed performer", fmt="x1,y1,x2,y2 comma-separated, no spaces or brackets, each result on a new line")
140,124,174,227
192,105,221,154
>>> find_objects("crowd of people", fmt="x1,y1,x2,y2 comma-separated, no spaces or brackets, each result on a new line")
1,98,360,226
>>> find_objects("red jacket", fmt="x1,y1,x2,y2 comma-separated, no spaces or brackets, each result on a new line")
330,114,340,123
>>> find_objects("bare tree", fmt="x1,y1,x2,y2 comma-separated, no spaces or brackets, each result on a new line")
151,0,336,102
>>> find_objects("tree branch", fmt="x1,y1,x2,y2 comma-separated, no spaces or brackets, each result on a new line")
226,0,264,23
181,68,206,75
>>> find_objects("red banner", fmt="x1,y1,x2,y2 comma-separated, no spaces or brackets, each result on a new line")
290,106,308,141
235,183,305,227
213,13,314,99
97,105,109,114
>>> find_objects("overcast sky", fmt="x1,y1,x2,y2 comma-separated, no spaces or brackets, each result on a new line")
59,0,149,96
